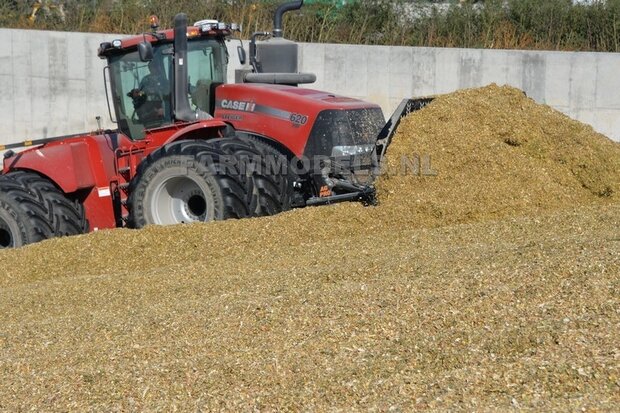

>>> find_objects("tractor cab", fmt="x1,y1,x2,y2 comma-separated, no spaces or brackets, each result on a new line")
99,19,234,140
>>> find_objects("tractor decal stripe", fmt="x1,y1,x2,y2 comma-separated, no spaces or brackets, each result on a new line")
216,100,293,122
252,105,293,122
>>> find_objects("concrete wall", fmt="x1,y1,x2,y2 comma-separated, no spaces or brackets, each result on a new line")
298,44,620,141
1,28,619,145
0,29,111,142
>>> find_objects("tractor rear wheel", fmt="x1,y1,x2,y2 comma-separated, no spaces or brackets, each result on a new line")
127,140,249,228
0,176,54,248
216,136,292,217
6,170,88,237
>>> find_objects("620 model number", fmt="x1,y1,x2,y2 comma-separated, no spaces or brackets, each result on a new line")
290,113,308,125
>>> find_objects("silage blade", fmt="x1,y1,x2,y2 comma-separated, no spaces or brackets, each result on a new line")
375,97,434,164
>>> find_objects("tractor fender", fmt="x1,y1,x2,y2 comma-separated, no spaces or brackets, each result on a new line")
162,119,229,147
4,141,96,194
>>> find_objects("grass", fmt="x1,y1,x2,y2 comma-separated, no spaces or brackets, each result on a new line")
1,0,618,52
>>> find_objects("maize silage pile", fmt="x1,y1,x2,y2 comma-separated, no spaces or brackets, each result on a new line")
0,85,619,411
375,84,620,227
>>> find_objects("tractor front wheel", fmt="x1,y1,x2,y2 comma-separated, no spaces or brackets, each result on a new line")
127,140,248,228
216,136,293,217
0,176,54,248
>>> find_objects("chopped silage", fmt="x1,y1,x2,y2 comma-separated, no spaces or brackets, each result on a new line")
0,84,618,411
376,84,620,227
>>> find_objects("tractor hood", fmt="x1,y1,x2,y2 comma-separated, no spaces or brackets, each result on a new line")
214,83,384,159
216,83,379,112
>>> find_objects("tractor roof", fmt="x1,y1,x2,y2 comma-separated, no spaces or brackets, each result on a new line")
97,20,235,59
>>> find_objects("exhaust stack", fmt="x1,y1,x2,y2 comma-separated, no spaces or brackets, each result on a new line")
273,0,303,38
242,0,315,85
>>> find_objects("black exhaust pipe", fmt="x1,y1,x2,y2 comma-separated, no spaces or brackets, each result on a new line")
273,0,303,38
173,13,195,121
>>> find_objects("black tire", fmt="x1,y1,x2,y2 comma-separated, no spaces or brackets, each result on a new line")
6,170,88,237
216,136,292,217
127,139,249,228
0,176,54,248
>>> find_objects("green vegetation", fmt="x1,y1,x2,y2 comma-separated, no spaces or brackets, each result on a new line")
1,0,618,52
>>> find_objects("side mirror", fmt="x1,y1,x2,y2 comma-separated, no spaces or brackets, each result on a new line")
237,46,246,65
138,41,154,62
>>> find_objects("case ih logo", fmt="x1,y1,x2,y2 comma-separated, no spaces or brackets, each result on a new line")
220,100,256,112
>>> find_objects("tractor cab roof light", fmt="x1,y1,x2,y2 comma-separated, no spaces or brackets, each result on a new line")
112,39,122,48
187,27,200,38
149,15,159,30
194,19,218,32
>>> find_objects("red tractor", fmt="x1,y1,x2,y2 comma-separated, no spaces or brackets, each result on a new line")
0,0,426,248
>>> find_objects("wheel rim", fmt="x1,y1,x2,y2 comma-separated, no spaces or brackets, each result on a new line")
0,221,13,248
150,176,209,225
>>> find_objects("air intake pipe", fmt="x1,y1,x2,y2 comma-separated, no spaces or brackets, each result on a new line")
273,0,303,38
173,13,195,122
